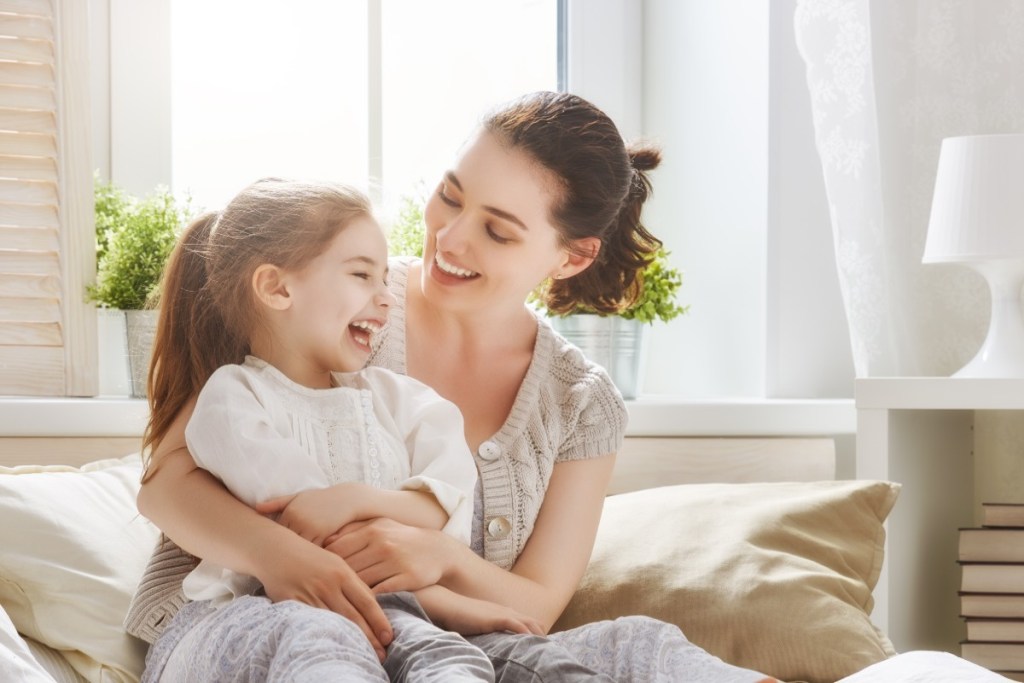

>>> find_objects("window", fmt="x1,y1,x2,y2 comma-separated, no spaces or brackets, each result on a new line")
167,0,559,214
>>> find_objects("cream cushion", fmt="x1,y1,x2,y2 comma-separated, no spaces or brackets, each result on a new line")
0,455,157,683
554,480,900,683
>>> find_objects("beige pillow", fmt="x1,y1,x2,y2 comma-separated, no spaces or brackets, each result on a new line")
553,480,900,683
0,455,158,683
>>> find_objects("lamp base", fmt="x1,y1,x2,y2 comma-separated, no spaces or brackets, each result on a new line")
951,260,1024,378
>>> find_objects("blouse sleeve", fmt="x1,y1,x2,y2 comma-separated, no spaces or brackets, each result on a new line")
185,365,327,506
360,367,477,546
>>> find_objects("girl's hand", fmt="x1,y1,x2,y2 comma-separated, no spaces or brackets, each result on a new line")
324,518,459,594
415,586,545,636
255,483,367,546
256,531,393,661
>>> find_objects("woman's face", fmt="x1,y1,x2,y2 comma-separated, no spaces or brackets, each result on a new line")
421,130,572,314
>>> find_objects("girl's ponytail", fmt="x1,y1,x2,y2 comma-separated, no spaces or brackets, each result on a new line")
143,212,244,473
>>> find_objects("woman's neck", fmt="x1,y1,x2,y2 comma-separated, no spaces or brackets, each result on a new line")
406,262,536,351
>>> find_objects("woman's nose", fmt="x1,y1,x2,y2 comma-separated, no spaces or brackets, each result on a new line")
435,215,469,254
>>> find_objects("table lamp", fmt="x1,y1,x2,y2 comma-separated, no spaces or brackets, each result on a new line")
923,133,1024,377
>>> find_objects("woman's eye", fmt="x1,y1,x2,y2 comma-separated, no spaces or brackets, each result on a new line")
486,225,512,245
352,272,371,280
437,185,460,208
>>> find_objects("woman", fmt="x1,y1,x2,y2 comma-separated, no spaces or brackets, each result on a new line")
129,91,774,682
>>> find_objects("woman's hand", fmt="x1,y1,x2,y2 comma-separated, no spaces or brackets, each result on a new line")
415,586,545,636
324,518,461,594
255,530,394,661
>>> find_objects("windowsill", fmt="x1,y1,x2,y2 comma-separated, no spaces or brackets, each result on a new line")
0,395,855,438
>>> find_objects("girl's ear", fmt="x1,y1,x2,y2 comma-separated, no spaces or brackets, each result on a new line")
252,264,292,310
553,237,601,280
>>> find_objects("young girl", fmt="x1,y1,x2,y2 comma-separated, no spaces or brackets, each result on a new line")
142,177,561,682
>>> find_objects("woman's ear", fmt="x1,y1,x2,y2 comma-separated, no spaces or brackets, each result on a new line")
554,237,601,279
252,264,292,310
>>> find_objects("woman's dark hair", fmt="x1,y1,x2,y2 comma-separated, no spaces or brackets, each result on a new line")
142,178,373,474
483,91,662,314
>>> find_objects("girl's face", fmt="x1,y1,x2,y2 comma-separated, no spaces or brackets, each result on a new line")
421,130,574,314
272,216,395,384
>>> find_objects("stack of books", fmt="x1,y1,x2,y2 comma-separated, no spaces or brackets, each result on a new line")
959,502,1024,680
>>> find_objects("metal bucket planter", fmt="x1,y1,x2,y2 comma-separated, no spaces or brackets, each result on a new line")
95,308,158,397
549,314,647,399
125,309,159,398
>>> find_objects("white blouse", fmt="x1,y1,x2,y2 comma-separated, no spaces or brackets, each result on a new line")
182,355,476,602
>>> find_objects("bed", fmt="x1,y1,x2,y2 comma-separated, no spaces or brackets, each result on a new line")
0,434,1013,683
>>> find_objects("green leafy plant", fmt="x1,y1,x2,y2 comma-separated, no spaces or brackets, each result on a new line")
88,177,193,310
387,192,426,258
619,248,688,324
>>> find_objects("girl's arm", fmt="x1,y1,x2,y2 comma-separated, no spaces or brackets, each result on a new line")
136,399,393,658
331,454,615,632
256,484,449,546
412,585,544,636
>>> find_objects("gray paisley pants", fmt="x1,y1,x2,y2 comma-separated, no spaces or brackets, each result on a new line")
143,594,768,682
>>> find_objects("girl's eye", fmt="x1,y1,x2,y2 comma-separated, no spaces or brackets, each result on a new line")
353,272,371,280
437,185,460,208
486,225,512,245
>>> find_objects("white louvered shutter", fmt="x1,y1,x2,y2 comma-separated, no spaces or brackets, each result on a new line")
0,0,95,396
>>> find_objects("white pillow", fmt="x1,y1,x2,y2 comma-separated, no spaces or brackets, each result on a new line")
0,455,158,683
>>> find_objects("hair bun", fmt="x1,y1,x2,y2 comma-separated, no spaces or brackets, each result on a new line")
629,145,662,172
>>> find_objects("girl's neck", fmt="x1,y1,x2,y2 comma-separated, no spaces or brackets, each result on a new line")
249,340,333,390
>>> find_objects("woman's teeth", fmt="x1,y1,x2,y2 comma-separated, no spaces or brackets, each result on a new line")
436,253,478,278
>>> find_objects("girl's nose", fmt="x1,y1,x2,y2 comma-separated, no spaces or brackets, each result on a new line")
376,285,397,309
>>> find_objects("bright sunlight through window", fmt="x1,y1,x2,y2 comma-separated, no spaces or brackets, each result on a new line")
170,0,558,215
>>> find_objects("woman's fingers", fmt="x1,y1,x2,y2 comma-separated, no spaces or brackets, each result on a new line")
324,588,391,662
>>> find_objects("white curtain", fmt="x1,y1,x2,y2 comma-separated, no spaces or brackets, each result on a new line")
795,0,1024,377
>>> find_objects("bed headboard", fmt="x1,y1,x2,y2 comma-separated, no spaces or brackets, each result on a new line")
0,436,837,489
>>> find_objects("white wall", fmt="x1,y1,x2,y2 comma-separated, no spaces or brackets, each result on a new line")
640,0,853,398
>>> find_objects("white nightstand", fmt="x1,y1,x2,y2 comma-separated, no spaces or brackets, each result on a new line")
856,377,1024,653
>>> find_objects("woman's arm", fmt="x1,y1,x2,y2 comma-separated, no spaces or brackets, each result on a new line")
136,399,393,657
331,455,615,632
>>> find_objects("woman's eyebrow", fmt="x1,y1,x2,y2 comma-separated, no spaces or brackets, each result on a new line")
484,205,528,232
446,171,528,232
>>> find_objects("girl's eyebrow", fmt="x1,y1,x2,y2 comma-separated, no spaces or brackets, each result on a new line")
445,171,529,232
343,255,381,267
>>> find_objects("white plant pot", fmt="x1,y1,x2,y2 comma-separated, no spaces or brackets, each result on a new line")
96,308,131,396
549,314,648,400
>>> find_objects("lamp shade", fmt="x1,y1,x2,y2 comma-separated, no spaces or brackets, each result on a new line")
924,134,1024,263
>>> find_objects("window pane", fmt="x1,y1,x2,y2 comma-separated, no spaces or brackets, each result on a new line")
171,1,369,210
380,0,559,206
170,1,557,213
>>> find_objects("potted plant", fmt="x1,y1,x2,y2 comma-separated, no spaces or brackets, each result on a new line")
385,194,686,399
88,175,192,397
533,247,688,399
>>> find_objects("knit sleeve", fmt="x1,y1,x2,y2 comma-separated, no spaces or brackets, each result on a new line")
549,339,628,463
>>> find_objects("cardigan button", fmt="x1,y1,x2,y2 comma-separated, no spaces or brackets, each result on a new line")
486,516,511,539
478,440,501,461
